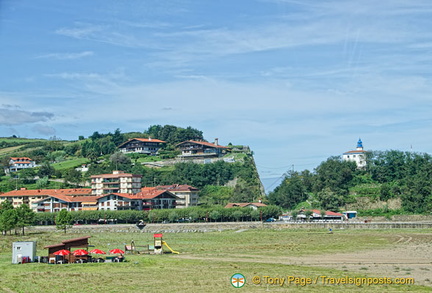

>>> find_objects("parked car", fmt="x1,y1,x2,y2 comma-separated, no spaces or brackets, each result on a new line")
265,217,276,222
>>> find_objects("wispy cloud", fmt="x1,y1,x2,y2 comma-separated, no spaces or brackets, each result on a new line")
55,23,103,39
35,51,94,60
55,22,158,49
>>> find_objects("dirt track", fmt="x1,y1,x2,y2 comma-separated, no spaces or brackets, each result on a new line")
294,235,432,287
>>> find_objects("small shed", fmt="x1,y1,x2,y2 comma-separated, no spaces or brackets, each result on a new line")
44,236,91,264
12,241,37,264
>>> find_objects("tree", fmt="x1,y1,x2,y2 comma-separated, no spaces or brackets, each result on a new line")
18,168,37,184
320,210,326,219
291,210,299,221
380,183,393,201
112,128,125,146
38,162,55,178
168,211,180,223
268,171,308,209
234,210,245,221
64,168,83,186
36,176,49,189
304,210,313,222
250,209,260,221
0,209,18,235
56,209,73,233
16,204,35,235
209,210,221,222
199,185,233,206
109,152,131,171
0,199,14,211
316,188,345,212
313,157,356,194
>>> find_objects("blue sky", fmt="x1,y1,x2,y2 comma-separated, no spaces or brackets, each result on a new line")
1,1,432,192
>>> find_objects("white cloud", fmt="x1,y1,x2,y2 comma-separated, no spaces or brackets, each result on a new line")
35,51,94,60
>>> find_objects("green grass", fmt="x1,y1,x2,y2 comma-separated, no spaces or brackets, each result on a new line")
51,158,89,171
223,152,247,161
0,145,25,155
136,156,163,163
0,228,430,292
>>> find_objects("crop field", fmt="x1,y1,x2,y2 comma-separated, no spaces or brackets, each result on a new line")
0,226,431,292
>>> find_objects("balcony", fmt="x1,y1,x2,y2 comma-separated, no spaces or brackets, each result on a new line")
103,180,120,184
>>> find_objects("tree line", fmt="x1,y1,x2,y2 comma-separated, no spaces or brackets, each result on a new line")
27,205,282,227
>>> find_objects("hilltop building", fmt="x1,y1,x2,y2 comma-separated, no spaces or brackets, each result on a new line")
8,157,36,173
176,139,228,159
118,138,166,155
342,139,367,168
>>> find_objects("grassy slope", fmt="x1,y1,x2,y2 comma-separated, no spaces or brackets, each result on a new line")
0,146,24,156
0,228,430,293
51,158,89,171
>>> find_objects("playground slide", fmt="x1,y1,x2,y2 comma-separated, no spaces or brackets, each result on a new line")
162,241,180,254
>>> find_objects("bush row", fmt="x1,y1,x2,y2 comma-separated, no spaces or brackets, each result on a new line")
33,205,283,225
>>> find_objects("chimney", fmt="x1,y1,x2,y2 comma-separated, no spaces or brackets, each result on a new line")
214,138,219,146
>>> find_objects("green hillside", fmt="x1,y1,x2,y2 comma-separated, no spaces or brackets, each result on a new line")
268,151,432,216
0,126,264,206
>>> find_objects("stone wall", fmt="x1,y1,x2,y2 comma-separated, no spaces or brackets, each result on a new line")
28,220,432,235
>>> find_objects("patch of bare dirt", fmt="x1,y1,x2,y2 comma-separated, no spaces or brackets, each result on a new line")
176,233,432,287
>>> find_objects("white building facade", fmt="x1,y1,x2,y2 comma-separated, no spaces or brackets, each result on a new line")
90,171,142,195
342,139,367,168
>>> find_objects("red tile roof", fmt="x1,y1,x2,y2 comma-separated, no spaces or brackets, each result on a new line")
97,193,141,200
177,140,228,149
133,138,166,143
343,150,367,154
118,138,166,147
10,157,33,161
135,187,177,199
310,209,344,216
225,202,267,208
156,184,199,192
0,188,92,198
97,189,177,200
35,194,101,203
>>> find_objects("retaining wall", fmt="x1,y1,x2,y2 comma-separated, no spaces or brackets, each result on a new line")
28,220,432,234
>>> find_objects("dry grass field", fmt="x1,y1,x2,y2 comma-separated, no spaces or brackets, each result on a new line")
0,226,431,292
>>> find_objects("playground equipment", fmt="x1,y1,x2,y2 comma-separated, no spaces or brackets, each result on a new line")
125,234,179,255
154,233,179,254
125,240,151,254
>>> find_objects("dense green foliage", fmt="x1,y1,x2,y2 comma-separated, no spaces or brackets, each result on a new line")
144,124,204,145
32,205,282,225
55,209,73,233
269,151,432,214
0,201,34,235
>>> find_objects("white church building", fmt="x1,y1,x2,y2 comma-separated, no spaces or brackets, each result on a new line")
342,139,367,168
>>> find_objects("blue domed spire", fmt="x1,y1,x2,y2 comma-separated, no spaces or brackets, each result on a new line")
357,138,363,149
